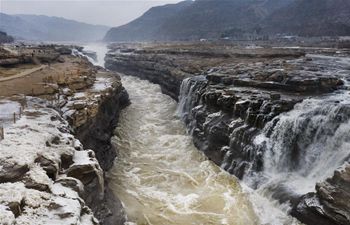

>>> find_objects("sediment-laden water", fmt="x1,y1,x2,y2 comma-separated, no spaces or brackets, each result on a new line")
108,75,259,225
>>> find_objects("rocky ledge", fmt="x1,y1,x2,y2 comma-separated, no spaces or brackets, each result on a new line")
58,69,129,225
0,98,102,224
0,46,129,225
105,43,350,225
292,164,350,225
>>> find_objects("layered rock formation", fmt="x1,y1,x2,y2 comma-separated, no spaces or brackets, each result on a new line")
58,70,129,225
292,165,350,225
0,46,129,225
105,43,350,225
0,45,64,67
0,99,101,224
105,43,305,100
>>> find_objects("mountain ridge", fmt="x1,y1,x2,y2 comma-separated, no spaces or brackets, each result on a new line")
0,13,110,42
104,1,193,42
104,0,350,42
263,0,350,36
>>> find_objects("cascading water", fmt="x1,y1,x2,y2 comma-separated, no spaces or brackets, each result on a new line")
176,53,350,224
250,94,350,195
177,76,302,225
176,75,207,134
83,43,109,67
245,54,350,196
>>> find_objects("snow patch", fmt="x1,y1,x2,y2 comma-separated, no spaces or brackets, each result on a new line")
0,99,101,224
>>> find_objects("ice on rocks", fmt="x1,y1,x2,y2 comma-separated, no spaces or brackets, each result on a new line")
0,99,101,224
26,164,53,187
0,100,21,115
0,205,15,225
69,150,104,196
92,77,113,92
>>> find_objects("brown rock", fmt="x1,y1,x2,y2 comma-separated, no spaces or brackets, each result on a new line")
0,162,29,183
34,155,58,180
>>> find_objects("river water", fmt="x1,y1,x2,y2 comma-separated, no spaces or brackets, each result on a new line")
108,75,260,225
86,43,301,225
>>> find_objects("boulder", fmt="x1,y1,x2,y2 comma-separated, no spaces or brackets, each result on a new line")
0,162,29,183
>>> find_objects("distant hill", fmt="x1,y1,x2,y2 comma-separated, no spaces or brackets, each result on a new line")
263,0,350,36
104,0,350,42
0,13,110,42
104,1,193,42
157,0,295,40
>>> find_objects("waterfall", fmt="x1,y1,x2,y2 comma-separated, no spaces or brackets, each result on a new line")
83,43,109,67
177,76,302,225
176,53,350,224
176,75,207,134
251,94,350,194
177,76,206,118
176,55,350,197
246,54,350,196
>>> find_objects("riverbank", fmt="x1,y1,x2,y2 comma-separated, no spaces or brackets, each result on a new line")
0,44,128,224
105,42,350,225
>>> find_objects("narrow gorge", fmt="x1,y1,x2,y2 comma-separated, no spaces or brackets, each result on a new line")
1,42,349,225
2,0,350,224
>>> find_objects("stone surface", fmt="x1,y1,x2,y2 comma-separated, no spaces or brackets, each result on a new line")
0,162,29,183
0,100,99,225
292,165,350,225
0,47,128,225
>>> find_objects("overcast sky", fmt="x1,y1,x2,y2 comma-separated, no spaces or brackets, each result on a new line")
0,0,182,27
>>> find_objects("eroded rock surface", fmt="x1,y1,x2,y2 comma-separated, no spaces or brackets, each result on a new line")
292,165,350,225
0,100,99,224
0,46,128,225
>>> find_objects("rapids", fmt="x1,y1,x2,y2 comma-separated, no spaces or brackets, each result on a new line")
108,75,259,225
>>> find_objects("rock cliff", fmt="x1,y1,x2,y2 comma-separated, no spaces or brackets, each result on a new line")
0,99,101,224
60,70,129,225
292,165,350,225
0,46,129,225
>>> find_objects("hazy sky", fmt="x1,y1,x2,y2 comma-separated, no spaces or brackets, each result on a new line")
0,0,182,27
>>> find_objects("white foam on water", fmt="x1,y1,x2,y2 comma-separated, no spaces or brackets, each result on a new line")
108,75,260,225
